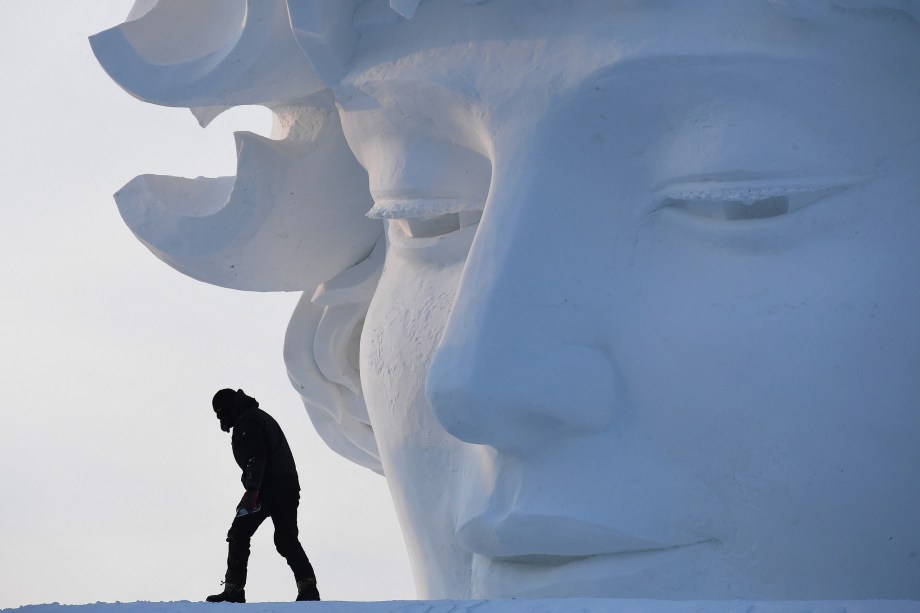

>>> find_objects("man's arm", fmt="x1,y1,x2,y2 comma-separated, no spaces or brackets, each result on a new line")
242,456,266,491
234,421,268,513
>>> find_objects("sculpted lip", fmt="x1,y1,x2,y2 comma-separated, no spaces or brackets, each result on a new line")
470,540,721,599
453,454,722,562
486,539,717,565
456,510,711,560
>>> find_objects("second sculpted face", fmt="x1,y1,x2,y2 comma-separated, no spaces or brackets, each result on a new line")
337,0,920,601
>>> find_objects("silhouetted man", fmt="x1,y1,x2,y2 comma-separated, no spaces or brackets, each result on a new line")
206,388,320,603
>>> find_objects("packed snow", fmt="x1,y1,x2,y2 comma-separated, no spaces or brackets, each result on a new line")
7,601,920,613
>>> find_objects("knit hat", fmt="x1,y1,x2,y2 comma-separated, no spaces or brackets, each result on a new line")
212,388,238,412
212,388,258,432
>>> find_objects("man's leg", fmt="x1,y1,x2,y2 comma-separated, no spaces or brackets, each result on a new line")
225,509,269,587
206,510,268,602
269,493,319,600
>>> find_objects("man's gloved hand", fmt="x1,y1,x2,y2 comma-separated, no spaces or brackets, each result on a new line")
236,489,260,516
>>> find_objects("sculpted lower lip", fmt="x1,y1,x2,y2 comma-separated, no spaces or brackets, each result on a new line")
456,511,709,559
470,540,720,598
487,540,715,564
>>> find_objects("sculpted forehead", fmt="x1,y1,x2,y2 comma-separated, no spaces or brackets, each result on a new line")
338,0,918,209
343,0,918,111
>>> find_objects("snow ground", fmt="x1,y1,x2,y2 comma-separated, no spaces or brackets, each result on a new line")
5,601,920,613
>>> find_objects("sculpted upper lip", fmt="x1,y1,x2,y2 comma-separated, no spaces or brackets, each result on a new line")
456,510,708,559
453,447,723,561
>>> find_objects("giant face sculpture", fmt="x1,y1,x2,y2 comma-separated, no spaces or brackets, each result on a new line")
93,0,920,601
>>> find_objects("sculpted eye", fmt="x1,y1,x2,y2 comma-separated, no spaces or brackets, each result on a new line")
657,176,870,221
368,197,483,239
391,211,483,238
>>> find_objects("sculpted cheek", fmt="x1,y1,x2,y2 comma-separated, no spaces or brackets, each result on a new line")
362,239,468,428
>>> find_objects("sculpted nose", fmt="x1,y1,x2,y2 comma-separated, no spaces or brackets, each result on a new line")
426,340,620,452
424,144,622,453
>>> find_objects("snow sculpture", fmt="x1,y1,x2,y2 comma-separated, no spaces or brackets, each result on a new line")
92,0,920,601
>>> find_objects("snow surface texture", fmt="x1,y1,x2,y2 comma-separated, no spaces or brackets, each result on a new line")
8,602,920,613
91,0,920,602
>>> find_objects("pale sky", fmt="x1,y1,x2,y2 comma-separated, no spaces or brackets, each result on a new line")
0,2,414,607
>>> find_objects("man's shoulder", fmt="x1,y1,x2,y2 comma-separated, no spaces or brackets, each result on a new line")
232,410,261,436
235,407,276,431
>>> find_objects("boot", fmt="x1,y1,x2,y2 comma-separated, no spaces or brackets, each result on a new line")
206,581,246,603
296,577,321,601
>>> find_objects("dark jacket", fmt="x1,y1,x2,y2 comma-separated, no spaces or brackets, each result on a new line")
230,406,300,499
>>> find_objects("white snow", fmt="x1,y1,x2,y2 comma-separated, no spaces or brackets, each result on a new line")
7,601,920,613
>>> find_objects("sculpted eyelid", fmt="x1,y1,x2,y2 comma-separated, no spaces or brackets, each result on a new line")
651,174,875,222
371,194,484,240
367,196,483,220
654,174,873,205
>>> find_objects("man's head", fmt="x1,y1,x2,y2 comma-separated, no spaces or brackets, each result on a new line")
212,388,258,432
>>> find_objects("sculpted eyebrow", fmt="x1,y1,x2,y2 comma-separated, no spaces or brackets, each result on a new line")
590,54,811,91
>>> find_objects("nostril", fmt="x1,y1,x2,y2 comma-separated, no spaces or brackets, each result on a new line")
426,343,621,449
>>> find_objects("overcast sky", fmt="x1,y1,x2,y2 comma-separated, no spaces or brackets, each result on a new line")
0,2,414,607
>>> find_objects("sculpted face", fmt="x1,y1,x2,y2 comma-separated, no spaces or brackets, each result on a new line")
95,0,920,601
340,1,920,599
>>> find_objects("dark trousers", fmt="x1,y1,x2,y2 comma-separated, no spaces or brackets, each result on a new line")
225,491,316,586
